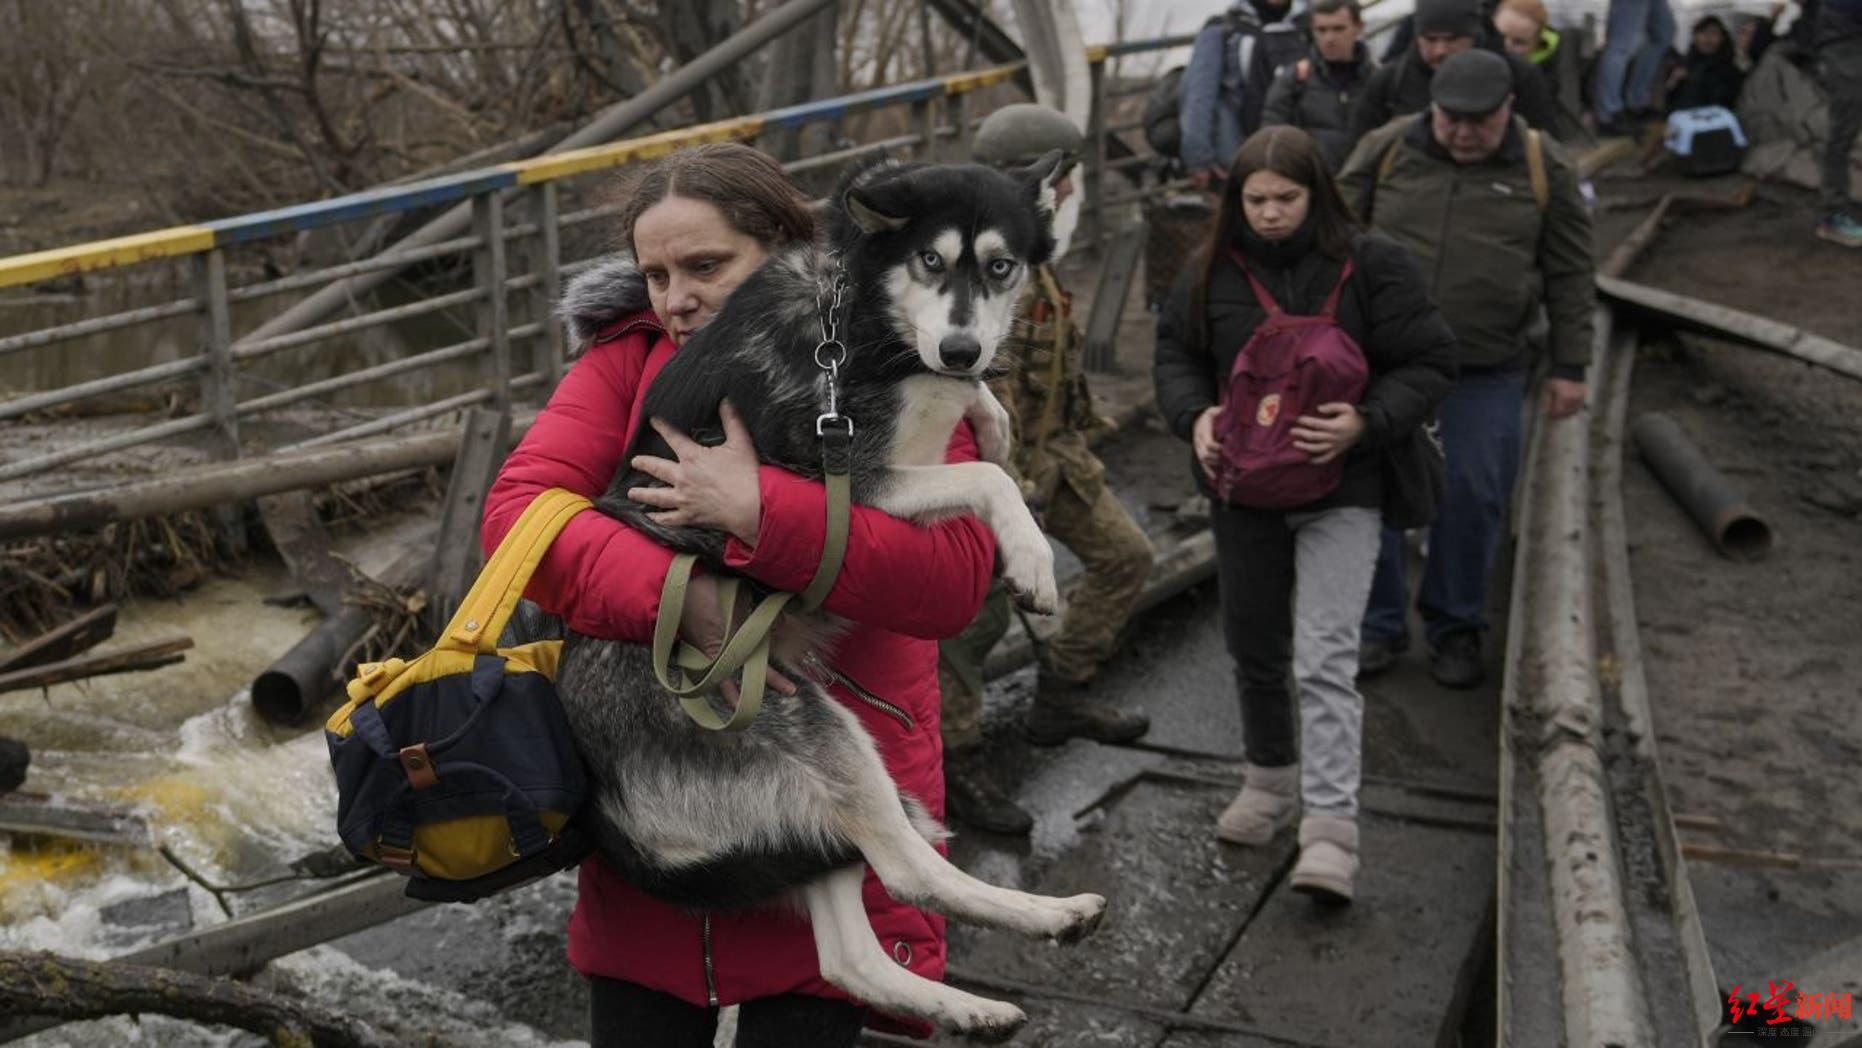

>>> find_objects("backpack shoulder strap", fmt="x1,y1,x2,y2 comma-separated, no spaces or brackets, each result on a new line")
1229,247,1284,315
1525,128,1549,213
1319,258,1356,317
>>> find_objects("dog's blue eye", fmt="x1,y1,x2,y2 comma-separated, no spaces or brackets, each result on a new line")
988,259,1016,279
920,252,944,272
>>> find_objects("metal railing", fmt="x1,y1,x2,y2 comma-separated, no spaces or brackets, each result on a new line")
0,35,1189,488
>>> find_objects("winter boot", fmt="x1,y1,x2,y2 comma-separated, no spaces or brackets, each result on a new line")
944,750,1033,836
1215,762,1300,846
1289,814,1360,905
1430,631,1484,689
1024,676,1150,747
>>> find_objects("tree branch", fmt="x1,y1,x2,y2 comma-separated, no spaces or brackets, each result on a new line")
0,951,391,1047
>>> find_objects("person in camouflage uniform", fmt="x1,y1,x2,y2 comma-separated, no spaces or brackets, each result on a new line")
938,104,1156,836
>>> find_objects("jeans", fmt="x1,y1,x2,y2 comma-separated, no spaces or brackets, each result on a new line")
1594,0,1677,120
1213,502,1382,817
1363,368,1528,650
1822,39,1862,214
589,978,865,1048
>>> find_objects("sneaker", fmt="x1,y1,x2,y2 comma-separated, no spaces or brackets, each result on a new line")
1025,677,1150,747
1288,814,1359,905
1357,634,1408,678
1817,211,1862,249
945,751,1033,836
1429,631,1485,689
1215,763,1300,845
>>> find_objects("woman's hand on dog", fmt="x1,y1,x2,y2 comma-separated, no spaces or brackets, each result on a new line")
677,572,798,699
630,400,763,547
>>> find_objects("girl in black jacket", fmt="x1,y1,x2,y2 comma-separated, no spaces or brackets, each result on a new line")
1153,126,1456,904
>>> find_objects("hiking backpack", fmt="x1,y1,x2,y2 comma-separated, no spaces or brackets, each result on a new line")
1211,254,1370,509
1143,65,1189,162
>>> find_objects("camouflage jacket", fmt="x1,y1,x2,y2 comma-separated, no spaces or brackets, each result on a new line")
990,265,1111,508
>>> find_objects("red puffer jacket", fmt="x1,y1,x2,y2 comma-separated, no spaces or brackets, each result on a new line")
479,257,996,1035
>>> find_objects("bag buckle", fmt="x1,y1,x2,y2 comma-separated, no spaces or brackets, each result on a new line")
399,743,439,790
376,842,417,873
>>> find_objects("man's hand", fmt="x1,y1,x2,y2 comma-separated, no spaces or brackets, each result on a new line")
1544,378,1587,419
677,571,797,701
1289,402,1366,464
629,399,763,546
1192,405,1224,474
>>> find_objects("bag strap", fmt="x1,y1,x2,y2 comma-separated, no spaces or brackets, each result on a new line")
439,488,591,655
1229,250,1354,317
1319,258,1356,317
1032,266,1071,458
1524,128,1549,212
1229,248,1283,316
650,425,853,732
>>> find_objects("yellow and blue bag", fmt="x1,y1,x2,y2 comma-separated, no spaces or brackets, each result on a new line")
325,488,593,902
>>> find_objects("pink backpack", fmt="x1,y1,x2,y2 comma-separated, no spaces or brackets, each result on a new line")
1211,252,1369,508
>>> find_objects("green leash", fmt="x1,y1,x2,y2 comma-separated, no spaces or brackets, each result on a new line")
651,262,853,731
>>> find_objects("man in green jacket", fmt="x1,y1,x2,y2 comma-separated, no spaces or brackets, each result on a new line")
1338,50,1594,688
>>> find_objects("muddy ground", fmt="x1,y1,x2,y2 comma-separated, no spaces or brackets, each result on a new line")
1599,173,1862,1016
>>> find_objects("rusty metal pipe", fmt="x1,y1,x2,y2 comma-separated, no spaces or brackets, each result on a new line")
1631,412,1773,561
250,545,430,725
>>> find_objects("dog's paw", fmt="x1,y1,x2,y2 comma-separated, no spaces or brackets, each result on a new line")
999,528,1058,616
1049,892,1107,944
941,995,1027,1043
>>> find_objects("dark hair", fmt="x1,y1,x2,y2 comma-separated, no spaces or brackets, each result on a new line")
615,142,816,254
1195,126,1359,303
1311,0,1363,21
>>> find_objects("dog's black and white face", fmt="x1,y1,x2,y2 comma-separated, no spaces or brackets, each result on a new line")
842,155,1064,378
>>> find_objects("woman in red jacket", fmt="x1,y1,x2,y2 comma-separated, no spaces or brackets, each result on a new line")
480,143,997,1046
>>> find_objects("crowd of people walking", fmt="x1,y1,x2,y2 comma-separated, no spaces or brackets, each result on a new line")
471,2,1859,1040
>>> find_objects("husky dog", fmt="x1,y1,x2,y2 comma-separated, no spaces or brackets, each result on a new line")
553,156,1103,1040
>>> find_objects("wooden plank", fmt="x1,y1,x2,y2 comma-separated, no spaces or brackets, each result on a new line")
1083,221,1145,372
0,605,118,673
427,407,511,631
0,872,429,1043
1188,813,1497,1045
0,636,193,695
948,779,1290,1011
1596,274,1862,383
0,793,153,847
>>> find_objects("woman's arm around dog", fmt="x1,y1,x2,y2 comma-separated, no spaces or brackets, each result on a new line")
485,336,997,644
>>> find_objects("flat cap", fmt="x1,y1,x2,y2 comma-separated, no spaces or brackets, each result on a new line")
1431,49,1515,116
1414,0,1482,38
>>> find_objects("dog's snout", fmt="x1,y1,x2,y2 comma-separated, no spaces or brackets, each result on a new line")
939,333,982,372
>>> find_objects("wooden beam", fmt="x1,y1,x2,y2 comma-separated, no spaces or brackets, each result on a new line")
0,872,429,1043
1597,274,1862,383
0,605,118,674
1083,222,1144,371
0,636,193,695
0,793,152,847
428,407,512,632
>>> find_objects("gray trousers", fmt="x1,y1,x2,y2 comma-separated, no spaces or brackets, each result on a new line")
1822,38,1862,214
1213,502,1382,818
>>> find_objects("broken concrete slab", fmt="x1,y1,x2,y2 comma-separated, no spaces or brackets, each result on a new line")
950,778,1291,1012
1189,813,1494,1046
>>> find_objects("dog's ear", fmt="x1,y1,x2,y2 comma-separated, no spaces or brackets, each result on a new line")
845,185,910,234
1014,149,1068,216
